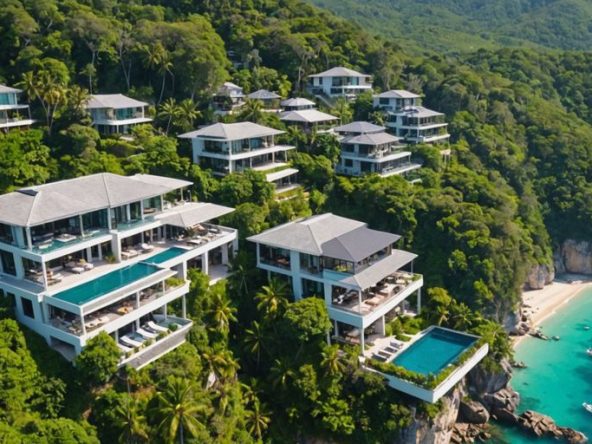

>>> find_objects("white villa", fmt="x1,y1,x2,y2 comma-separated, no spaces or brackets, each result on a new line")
248,213,487,402
0,84,34,131
374,90,450,144
0,173,238,368
212,82,245,114
247,89,282,110
307,67,372,101
334,121,421,178
180,122,300,195
279,97,339,134
86,94,152,136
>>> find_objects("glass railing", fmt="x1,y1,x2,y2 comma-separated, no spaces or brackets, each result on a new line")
31,229,110,254
116,216,155,231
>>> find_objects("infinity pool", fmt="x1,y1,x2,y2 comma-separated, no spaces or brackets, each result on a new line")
145,247,189,264
53,263,161,305
392,327,477,375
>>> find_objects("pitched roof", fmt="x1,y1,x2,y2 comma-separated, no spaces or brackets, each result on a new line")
216,82,244,96
393,106,444,118
0,84,21,94
178,122,284,140
334,121,385,134
0,173,191,227
342,132,401,146
87,94,148,110
340,250,417,289
248,213,400,262
376,90,421,99
157,202,234,228
247,89,281,100
309,66,369,78
281,97,316,108
279,109,339,124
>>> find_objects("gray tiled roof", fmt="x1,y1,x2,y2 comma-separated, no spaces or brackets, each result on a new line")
0,84,21,94
279,109,338,123
0,173,191,227
179,122,284,140
157,202,234,228
87,94,148,109
392,106,444,118
341,250,417,289
309,67,369,78
375,90,421,99
342,132,401,146
247,89,281,100
281,98,316,107
322,226,400,262
334,121,385,134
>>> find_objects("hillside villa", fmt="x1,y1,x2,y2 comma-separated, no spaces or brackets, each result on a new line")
86,94,152,137
0,84,34,132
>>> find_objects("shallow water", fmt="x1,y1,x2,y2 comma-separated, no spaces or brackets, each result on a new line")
494,288,592,443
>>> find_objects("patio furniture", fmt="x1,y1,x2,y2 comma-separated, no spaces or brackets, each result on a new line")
121,336,143,348
147,321,168,333
118,343,132,353
56,233,77,243
121,249,139,260
372,353,387,362
140,243,154,253
136,327,157,339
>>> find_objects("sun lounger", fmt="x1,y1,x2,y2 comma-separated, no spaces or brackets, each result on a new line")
147,321,168,333
372,353,387,362
121,336,143,348
136,327,157,339
118,343,132,353
140,243,154,252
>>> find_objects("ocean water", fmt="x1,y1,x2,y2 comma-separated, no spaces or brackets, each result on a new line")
494,288,592,443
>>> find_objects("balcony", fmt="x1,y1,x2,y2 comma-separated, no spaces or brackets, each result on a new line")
31,229,110,255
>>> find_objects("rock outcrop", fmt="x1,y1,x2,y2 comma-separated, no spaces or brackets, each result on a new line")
518,410,588,444
459,400,489,424
450,423,491,444
524,263,555,290
467,359,512,395
555,239,592,274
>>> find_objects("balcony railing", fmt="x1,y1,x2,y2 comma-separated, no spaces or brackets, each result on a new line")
31,229,110,254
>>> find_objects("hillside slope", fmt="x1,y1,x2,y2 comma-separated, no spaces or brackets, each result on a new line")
308,0,592,52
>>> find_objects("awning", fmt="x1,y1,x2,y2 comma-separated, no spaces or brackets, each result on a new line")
158,202,234,228
340,250,417,290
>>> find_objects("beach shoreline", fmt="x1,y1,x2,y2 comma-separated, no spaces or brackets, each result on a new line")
513,275,592,347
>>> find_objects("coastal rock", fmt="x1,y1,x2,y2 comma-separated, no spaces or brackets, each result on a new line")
559,427,589,444
482,388,520,413
467,359,512,395
518,411,588,444
524,263,555,290
450,423,489,443
556,239,592,274
459,400,489,424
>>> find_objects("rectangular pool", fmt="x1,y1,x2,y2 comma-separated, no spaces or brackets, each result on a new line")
53,263,161,305
392,327,477,376
144,247,189,264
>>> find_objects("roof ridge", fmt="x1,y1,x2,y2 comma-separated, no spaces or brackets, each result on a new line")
25,189,41,226
101,173,113,207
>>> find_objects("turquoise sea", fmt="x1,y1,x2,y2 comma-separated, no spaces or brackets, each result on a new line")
493,288,592,443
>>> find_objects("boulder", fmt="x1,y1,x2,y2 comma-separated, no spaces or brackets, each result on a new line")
482,388,520,413
467,360,513,396
459,400,490,424
556,239,592,274
559,427,589,444
492,408,518,425
518,411,588,443
524,264,555,290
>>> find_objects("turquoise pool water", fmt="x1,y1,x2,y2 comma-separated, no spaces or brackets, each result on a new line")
494,288,592,443
145,247,188,264
392,327,477,375
53,263,161,305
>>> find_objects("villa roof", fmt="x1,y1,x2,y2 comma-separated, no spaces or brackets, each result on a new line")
0,173,191,227
216,82,244,96
281,97,316,108
376,90,421,99
247,89,281,100
87,94,148,109
248,213,400,261
309,67,369,78
342,132,401,146
266,168,299,183
0,84,21,94
334,121,385,134
279,109,338,124
392,106,444,118
157,202,234,228
179,122,284,140
341,250,417,289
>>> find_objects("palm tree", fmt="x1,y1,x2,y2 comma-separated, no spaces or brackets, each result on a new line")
158,98,180,135
451,302,473,330
245,400,271,441
113,396,148,444
201,350,239,383
243,321,265,370
238,99,263,123
255,278,289,320
177,99,200,132
320,344,345,377
433,304,450,326
206,290,237,333
270,358,294,388
154,377,206,444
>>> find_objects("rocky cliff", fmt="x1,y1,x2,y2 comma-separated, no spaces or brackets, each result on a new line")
524,263,555,290
555,239,592,274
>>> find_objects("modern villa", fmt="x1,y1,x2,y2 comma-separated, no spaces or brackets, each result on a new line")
248,213,487,402
0,173,238,369
247,89,282,111
212,82,245,114
307,67,372,101
279,97,339,134
86,94,153,137
180,122,300,196
334,121,421,178
374,90,450,144
0,84,34,131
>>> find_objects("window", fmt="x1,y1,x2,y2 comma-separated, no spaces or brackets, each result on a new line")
0,250,16,275
379,98,389,105
21,298,34,319
344,159,353,167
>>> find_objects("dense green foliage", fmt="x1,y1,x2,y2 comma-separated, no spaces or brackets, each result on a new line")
309,0,592,52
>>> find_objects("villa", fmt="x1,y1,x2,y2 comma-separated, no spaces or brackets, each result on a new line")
279,97,339,134
248,213,487,402
212,82,245,114
334,121,421,179
247,89,282,111
0,173,238,369
373,90,450,144
180,122,300,196
307,67,372,101
86,94,152,137
0,84,34,132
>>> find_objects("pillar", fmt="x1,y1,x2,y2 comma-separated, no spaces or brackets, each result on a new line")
201,251,209,275
376,316,386,336
136,291,140,308
360,330,365,355
417,288,421,315
290,250,302,299
222,243,229,264
357,290,362,314
41,261,48,289
182,295,187,319
164,303,168,320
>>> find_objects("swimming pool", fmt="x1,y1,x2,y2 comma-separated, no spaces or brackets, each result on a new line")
392,327,477,376
53,263,161,305
144,247,189,264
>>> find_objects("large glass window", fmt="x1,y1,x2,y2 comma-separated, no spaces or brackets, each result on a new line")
322,256,354,274
0,224,14,244
82,209,108,234
110,205,127,229
129,201,141,221
143,196,162,215
0,250,16,275
21,298,34,318
259,245,291,269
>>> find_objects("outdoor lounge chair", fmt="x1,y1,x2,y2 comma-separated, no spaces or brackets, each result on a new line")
118,343,132,353
136,327,157,339
147,321,168,333
120,336,143,348
140,243,154,253
372,353,387,362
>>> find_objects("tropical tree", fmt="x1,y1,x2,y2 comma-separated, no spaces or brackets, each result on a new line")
255,278,289,320
451,302,473,330
243,321,265,370
205,286,237,334
74,331,120,386
237,99,264,123
18,70,67,134
176,99,200,133
319,344,345,378
245,400,270,441
201,349,239,383
113,396,148,444
157,98,179,136
154,377,206,444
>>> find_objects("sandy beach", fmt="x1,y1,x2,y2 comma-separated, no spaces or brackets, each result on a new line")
514,275,592,347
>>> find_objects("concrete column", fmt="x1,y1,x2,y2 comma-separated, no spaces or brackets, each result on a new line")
182,295,187,319
334,319,339,338
324,282,333,306
376,316,386,336
112,234,121,262
360,330,365,355
164,303,168,320
126,204,131,222
25,228,32,250
290,250,302,299
81,314,87,336
136,291,140,308
201,251,209,275
115,330,119,341
41,261,48,289
221,243,229,264
179,261,187,280
135,318,140,329
417,288,421,315
86,247,92,262
358,290,362,314
14,254,24,279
